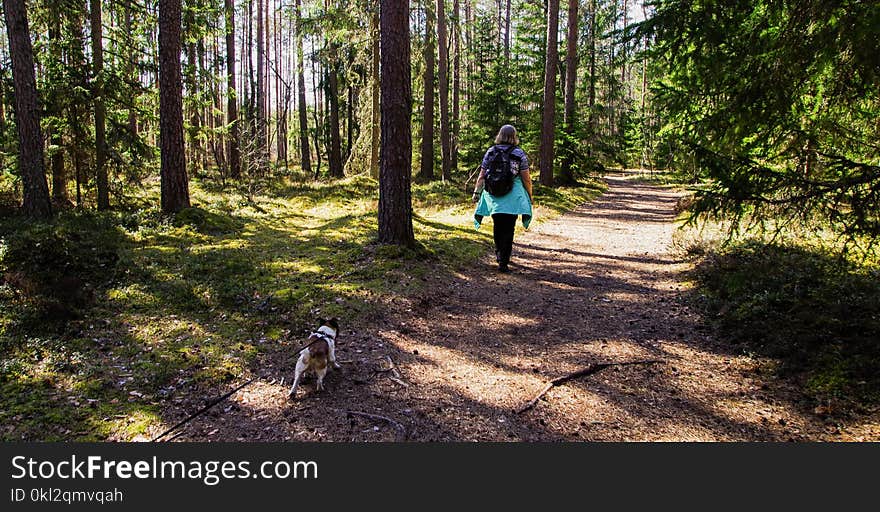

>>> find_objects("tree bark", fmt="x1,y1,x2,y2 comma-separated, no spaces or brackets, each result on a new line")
437,0,451,181
559,0,579,184
3,0,51,218
225,0,242,178
378,0,415,247
370,4,380,179
327,46,344,178
539,0,560,187
256,0,268,172
90,0,109,209
504,0,511,63
588,0,596,156
295,0,311,175
451,0,460,174
418,1,435,183
159,0,191,214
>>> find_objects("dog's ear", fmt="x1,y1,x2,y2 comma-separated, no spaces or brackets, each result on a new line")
327,317,339,331
317,318,326,327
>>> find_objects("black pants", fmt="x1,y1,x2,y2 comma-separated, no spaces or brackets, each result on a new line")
492,213,517,267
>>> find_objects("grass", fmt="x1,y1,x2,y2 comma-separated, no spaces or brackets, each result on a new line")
687,237,880,412
0,172,603,441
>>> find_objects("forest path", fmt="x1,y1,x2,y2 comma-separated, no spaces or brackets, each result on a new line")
167,173,861,441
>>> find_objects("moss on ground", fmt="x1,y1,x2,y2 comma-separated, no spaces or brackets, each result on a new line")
0,173,602,440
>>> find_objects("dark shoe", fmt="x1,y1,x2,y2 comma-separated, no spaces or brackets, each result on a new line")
498,264,510,273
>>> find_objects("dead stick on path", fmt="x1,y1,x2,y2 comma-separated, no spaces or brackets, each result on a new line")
345,410,408,441
516,360,662,414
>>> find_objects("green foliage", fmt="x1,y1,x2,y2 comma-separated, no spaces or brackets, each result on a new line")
642,0,880,241
692,240,880,406
0,212,126,335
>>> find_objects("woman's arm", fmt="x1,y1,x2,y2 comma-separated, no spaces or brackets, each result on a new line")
472,168,486,202
520,169,533,200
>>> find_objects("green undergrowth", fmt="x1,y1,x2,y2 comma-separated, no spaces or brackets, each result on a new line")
0,173,602,440
689,238,880,412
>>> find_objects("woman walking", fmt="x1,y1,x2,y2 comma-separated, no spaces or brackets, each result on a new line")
472,125,533,273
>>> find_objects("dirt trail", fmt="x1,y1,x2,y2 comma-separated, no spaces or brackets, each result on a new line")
163,174,874,441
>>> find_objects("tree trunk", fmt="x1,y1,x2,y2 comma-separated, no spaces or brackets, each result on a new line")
295,0,311,175
378,0,415,247
90,0,109,209
504,0,511,63
418,1,435,183
275,1,284,164
64,11,87,208
327,47,344,178
559,0,578,184
451,0,460,174
48,12,69,205
621,0,628,86
539,0,560,187
125,3,137,137
225,0,242,179
588,0,596,158
370,4,380,178
437,0,451,181
256,0,268,172
346,85,354,162
187,42,202,173
3,0,51,218
311,42,322,177
159,0,191,214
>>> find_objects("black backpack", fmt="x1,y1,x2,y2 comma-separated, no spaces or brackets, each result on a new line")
484,145,519,197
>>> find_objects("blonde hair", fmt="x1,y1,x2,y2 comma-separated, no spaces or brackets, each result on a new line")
494,125,519,146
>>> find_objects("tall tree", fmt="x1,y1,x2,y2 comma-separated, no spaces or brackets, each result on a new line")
256,0,268,171
378,0,415,246
588,0,597,155
295,0,311,175
3,0,51,217
327,47,344,178
451,0,460,174
158,0,191,214
90,0,109,209
503,0,511,62
48,9,68,205
225,0,242,179
418,2,435,182
559,0,579,184
369,4,380,178
538,0,560,186
437,0,451,180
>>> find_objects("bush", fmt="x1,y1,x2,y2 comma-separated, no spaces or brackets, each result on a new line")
692,240,880,406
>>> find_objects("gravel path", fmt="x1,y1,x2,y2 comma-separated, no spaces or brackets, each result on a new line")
161,174,878,442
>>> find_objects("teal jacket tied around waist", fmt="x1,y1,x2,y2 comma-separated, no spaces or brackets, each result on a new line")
473,176,533,229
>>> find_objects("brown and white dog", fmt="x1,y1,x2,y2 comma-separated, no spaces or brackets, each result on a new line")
288,318,340,399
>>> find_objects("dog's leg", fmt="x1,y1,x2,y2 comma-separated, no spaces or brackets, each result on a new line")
315,367,328,391
288,356,308,399
329,341,341,370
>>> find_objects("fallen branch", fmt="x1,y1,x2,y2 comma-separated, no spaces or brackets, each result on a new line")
344,410,408,441
388,376,409,388
516,359,662,414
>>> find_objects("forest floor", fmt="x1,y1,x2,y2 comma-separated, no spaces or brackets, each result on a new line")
156,172,880,441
